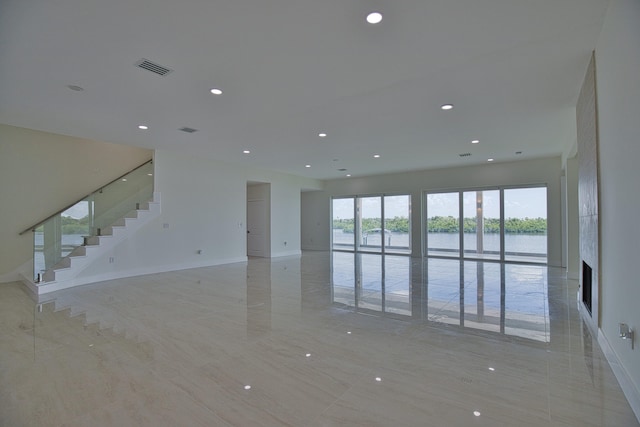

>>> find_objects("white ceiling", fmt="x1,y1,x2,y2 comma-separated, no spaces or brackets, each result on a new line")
0,0,609,179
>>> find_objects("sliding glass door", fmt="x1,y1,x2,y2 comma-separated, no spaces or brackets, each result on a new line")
463,190,501,260
332,198,355,251
332,194,411,255
503,187,547,262
426,192,460,257
358,196,383,253
425,186,547,263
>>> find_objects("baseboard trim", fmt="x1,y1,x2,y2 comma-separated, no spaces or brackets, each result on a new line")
598,328,640,423
0,272,20,284
270,250,302,258
302,245,329,251
33,256,249,295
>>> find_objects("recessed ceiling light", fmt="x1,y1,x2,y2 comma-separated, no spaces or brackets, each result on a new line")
373,154,381,158
473,411,481,417
318,133,327,138
210,88,223,95
441,104,453,110
366,12,383,24
138,125,148,130
346,174,351,177
243,150,250,154
147,173,153,176
471,139,480,144
305,164,311,168
488,158,494,162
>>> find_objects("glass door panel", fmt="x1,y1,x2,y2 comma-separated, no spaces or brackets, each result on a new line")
462,190,500,260
358,196,382,253
504,187,547,263
426,192,460,257
332,198,355,251
383,195,410,254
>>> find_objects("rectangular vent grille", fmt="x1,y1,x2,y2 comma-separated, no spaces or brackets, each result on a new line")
459,153,471,157
179,127,198,133
135,59,173,76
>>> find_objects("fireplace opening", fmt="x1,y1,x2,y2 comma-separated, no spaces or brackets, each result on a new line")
582,261,593,315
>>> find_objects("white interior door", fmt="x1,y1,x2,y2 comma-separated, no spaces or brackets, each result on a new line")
247,199,267,257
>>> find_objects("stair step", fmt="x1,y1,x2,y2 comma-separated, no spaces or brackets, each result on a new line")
34,195,161,294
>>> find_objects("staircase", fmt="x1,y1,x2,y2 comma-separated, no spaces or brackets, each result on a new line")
22,194,161,295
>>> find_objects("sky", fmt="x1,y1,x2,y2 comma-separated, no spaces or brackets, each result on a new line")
333,188,547,219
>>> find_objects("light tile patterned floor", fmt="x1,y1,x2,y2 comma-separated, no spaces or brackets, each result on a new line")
1,252,637,426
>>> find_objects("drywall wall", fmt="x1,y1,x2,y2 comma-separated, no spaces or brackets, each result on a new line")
595,0,640,416
74,149,322,282
301,156,563,266
0,124,152,281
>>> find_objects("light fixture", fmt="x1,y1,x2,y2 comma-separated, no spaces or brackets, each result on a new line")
471,139,479,144
366,12,383,24
305,353,311,357
473,411,481,417
318,133,327,138
138,125,148,130
375,377,382,382
346,174,351,177
122,179,127,182
305,164,311,168
244,385,251,390
210,88,223,95
243,150,250,154
373,154,381,158
488,158,494,162
147,173,153,176
440,104,453,110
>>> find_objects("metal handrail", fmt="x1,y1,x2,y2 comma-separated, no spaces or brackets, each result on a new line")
19,159,153,235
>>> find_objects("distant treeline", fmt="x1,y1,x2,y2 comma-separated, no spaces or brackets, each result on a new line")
36,215,90,234
333,216,547,234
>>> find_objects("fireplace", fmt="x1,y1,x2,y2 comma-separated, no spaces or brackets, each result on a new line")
582,261,593,315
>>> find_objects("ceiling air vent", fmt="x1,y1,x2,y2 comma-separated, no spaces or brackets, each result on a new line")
337,168,348,171
179,127,198,133
135,59,173,76
459,153,471,157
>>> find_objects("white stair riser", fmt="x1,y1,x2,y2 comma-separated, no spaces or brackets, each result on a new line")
34,198,161,294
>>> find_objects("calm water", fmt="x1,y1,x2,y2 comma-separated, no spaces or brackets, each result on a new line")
333,230,546,254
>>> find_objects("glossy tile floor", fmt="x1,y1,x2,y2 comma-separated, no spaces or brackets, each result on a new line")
1,252,638,426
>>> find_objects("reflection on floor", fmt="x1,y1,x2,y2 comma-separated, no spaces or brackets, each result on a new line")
0,251,638,426
332,253,549,342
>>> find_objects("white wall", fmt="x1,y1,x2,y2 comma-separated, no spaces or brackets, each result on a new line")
302,156,564,266
595,0,640,415
0,124,152,281
75,149,322,282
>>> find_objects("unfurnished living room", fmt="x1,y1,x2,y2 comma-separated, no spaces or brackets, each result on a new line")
1,0,639,426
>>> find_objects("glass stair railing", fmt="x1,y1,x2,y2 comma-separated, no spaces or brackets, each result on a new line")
22,160,154,282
